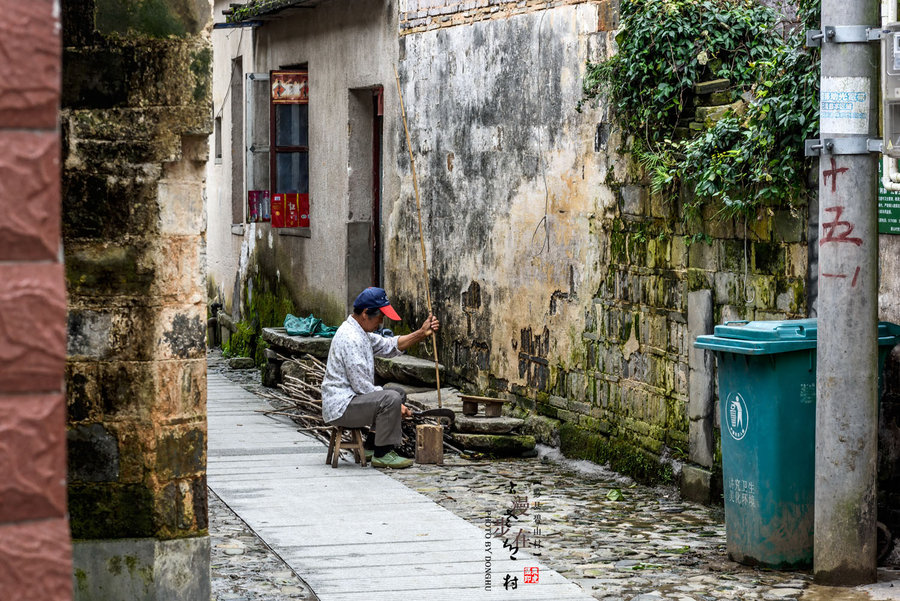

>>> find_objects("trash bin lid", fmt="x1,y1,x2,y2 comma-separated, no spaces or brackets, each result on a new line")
694,319,817,355
694,318,900,355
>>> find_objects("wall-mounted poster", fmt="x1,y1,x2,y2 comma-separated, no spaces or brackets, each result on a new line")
879,160,900,234
271,194,285,228
271,71,308,104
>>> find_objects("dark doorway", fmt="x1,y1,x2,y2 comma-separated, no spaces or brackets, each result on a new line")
371,87,383,286
346,86,383,308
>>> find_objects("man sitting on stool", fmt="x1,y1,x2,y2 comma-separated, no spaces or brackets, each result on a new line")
321,287,439,469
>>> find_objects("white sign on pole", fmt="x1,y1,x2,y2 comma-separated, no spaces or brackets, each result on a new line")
820,77,870,135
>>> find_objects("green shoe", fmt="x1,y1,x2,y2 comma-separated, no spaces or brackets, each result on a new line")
372,450,413,469
365,449,374,462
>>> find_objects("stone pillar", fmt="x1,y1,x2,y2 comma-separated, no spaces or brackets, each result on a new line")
0,2,71,599
61,1,212,598
682,289,716,503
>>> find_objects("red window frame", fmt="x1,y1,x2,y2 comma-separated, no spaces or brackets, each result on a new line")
270,70,309,225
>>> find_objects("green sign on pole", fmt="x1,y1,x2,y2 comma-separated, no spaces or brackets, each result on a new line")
879,159,900,234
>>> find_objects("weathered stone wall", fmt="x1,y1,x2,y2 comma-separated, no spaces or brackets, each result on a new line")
583,188,809,486
0,1,72,599
61,0,212,597
390,0,811,485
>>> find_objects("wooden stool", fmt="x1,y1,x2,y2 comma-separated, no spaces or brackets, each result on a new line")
459,394,511,417
326,426,367,468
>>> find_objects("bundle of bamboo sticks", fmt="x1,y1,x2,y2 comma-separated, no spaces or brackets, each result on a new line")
256,353,457,458
256,353,333,446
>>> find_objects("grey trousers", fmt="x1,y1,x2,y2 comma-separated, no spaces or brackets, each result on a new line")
327,387,405,447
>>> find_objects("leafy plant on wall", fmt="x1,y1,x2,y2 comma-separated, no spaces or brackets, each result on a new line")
581,0,820,220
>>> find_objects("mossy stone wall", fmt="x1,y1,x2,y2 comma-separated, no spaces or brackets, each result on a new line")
557,191,808,483
391,2,810,486
61,0,212,540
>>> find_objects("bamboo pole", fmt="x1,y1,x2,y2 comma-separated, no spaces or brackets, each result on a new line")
393,65,442,408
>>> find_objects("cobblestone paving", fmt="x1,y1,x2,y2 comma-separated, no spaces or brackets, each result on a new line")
383,452,813,601
207,352,900,600
210,486,318,601
208,352,318,601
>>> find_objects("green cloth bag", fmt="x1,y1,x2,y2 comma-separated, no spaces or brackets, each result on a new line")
283,314,338,338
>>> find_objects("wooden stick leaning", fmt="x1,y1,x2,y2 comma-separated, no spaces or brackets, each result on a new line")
394,66,442,408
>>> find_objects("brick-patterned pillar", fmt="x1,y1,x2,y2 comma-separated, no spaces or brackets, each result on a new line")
60,1,212,597
0,1,72,600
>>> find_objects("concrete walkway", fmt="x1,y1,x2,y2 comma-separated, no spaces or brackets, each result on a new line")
207,371,594,601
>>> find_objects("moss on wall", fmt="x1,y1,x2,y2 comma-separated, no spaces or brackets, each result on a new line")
69,483,156,539
248,279,295,330
189,47,212,103
222,276,295,366
95,0,209,38
558,422,675,485
222,321,255,357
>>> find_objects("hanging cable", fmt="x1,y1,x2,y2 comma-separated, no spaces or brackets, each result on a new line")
530,6,552,256
213,26,246,121
744,215,755,306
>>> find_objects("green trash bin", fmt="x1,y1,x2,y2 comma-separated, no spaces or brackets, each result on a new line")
694,318,900,569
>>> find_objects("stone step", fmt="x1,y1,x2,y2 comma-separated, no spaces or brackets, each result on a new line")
381,382,434,395
449,433,536,455
454,415,523,435
694,78,730,94
405,388,464,413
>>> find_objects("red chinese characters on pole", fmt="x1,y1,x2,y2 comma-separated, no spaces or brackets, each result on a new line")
820,205,863,287
819,158,864,288
821,265,861,287
820,206,863,247
822,157,849,193
819,206,862,286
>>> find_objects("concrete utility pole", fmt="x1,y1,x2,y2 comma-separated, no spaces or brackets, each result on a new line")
814,0,881,585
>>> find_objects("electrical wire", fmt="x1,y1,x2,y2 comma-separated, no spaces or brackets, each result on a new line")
530,5,552,257
744,215,755,306
213,26,246,121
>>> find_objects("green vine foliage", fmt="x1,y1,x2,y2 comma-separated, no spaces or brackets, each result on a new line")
227,0,298,23
581,0,820,219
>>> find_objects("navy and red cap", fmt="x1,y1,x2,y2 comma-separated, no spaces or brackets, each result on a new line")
353,287,401,321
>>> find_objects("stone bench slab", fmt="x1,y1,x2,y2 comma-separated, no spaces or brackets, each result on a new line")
262,327,445,387
262,327,333,359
